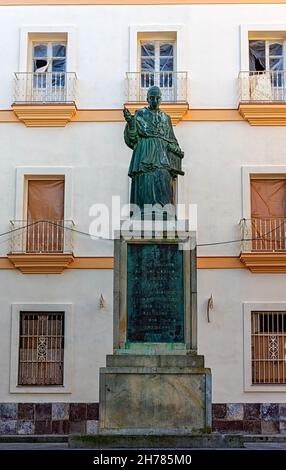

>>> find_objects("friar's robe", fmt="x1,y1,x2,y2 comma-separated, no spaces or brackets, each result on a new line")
124,107,184,210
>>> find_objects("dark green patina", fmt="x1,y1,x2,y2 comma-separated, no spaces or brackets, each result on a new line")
126,243,184,343
123,86,184,211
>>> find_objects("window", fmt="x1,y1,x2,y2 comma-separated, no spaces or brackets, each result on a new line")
31,41,67,101
14,27,77,111
10,167,73,262
250,178,286,251
251,311,286,384
32,42,66,75
249,40,284,72
127,26,187,105
249,40,285,100
139,34,176,101
140,41,175,101
18,312,64,386
140,41,174,85
26,178,65,253
10,303,72,393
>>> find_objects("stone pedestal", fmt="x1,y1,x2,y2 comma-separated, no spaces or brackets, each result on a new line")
100,354,211,432
99,222,212,434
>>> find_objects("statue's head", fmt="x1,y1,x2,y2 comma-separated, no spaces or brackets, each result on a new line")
147,86,162,111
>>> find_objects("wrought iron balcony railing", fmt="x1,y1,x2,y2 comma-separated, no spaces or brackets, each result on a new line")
240,217,286,252
10,220,74,254
239,71,286,103
126,71,188,103
14,72,77,103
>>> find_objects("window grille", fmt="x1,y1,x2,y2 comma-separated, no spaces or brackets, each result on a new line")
18,312,64,386
251,311,286,384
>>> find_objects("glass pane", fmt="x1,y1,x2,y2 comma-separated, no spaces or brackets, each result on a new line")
34,44,48,58
52,59,66,87
141,58,155,72
52,59,66,72
52,73,65,87
249,40,266,71
160,72,173,88
141,43,154,57
269,43,283,56
270,58,284,87
160,57,173,71
160,43,173,56
141,73,154,88
52,44,66,57
270,57,283,71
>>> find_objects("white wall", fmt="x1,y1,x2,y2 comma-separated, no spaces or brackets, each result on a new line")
1,5,286,108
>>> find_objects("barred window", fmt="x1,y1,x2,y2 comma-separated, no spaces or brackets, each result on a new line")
18,312,64,386
251,311,286,384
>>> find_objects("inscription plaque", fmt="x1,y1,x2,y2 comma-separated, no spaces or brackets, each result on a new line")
127,243,184,343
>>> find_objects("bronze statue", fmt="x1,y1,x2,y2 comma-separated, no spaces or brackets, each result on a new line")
123,86,184,215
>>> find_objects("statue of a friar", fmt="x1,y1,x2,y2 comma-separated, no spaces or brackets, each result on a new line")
123,86,184,215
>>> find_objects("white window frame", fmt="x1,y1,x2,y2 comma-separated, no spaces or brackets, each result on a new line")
139,38,176,73
31,40,67,73
19,25,77,72
249,39,284,70
243,302,286,392
240,24,286,71
129,24,186,73
10,303,73,393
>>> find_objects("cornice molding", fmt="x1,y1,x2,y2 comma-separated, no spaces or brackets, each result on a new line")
7,253,75,273
12,103,77,127
240,252,286,273
239,103,286,125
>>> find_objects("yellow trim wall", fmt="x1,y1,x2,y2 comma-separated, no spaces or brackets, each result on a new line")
0,109,244,122
0,256,245,269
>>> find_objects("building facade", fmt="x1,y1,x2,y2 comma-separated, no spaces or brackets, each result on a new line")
0,0,286,435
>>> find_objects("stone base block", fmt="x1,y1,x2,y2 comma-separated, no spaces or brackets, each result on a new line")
99,355,211,432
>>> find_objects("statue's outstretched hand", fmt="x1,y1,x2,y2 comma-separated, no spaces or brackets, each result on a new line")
123,107,134,126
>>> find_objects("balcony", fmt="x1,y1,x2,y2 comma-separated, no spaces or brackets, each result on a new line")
125,71,189,125
238,71,286,125
240,218,286,272
12,72,77,127
7,220,74,274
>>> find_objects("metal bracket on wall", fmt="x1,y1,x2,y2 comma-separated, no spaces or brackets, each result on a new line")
99,293,105,309
207,294,214,323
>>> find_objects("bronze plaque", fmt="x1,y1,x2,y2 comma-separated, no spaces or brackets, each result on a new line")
127,243,184,343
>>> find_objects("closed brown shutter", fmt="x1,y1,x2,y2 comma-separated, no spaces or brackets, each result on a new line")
251,179,286,251
27,179,65,253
